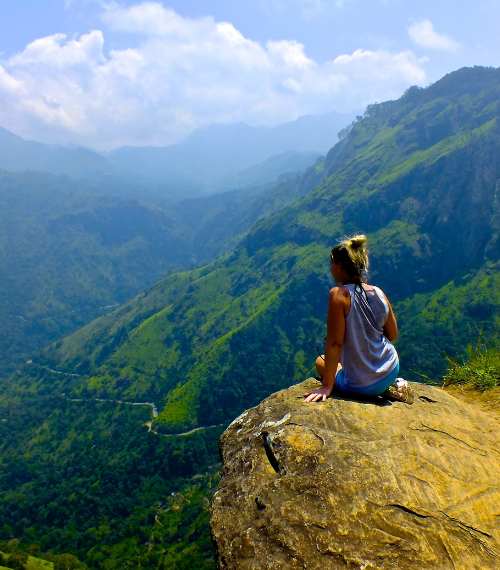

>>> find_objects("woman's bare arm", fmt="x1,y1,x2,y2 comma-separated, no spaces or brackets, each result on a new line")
304,287,346,402
381,292,398,342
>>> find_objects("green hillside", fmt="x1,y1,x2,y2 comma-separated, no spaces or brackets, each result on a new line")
0,171,192,376
175,159,327,264
0,166,320,377
36,66,500,432
3,66,500,569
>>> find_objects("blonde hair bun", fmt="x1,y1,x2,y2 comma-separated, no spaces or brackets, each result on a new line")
348,235,367,250
331,234,369,278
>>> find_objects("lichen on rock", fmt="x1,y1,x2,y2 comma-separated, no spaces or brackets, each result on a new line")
211,378,500,569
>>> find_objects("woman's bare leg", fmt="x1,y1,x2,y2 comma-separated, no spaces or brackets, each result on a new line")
315,356,342,379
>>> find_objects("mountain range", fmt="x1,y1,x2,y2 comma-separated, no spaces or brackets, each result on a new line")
0,113,349,375
2,66,500,569
0,110,354,196
34,65,500,431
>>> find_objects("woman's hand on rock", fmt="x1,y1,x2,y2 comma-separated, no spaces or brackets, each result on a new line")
303,386,331,402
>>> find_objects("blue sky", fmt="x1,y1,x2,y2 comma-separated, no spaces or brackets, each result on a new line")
0,0,499,148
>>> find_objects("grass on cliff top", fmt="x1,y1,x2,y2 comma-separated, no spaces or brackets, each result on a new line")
0,547,56,569
443,336,500,391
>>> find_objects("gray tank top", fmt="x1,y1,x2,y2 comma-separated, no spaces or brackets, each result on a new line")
340,284,398,388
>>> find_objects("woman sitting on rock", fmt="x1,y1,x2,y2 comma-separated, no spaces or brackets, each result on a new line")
304,234,412,404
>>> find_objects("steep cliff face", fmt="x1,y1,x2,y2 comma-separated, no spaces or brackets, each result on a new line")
211,379,500,569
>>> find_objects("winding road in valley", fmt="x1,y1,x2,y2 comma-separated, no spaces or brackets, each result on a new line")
26,360,81,377
27,361,224,437
67,397,223,437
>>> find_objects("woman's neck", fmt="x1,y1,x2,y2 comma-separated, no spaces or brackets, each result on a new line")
341,276,363,285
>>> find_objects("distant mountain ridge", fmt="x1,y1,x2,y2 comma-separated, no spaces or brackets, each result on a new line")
107,112,355,191
0,111,355,195
222,150,322,191
0,126,110,178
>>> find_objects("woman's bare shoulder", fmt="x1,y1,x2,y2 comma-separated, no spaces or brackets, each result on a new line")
329,286,350,305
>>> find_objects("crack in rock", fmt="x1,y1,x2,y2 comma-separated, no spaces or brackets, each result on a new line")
388,504,432,519
413,423,480,450
262,432,280,474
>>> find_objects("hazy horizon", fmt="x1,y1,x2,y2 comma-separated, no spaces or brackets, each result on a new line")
0,0,499,149
0,108,356,153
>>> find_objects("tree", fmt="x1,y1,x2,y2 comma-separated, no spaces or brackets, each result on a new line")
5,552,28,570
54,553,86,569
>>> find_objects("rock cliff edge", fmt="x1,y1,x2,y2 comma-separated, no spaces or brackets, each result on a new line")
211,378,500,569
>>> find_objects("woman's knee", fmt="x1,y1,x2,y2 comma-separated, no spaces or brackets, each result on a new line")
315,356,325,376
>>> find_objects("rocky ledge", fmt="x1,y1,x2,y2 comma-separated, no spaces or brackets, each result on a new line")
211,378,500,569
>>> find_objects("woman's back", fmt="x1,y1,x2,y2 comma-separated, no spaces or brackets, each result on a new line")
340,284,398,388
306,233,402,403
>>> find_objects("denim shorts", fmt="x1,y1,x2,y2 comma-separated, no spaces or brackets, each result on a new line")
335,363,400,397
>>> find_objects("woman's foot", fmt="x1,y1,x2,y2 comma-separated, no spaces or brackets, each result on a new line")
384,378,414,404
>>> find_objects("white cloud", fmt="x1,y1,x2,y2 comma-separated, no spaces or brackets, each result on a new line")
333,49,427,83
260,0,353,18
0,1,427,149
408,20,460,51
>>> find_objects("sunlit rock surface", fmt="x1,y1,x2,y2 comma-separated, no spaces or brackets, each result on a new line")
211,379,500,569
